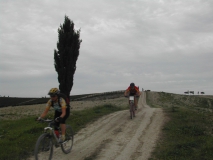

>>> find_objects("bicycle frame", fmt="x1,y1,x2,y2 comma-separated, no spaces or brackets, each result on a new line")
129,96,135,119
129,96,134,103
44,127,59,143
42,120,62,144
35,119,74,160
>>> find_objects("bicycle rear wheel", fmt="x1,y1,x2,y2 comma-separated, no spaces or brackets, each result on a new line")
61,125,74,154
34,133,53,160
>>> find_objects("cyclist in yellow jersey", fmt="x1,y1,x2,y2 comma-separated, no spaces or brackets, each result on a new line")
37,88,70,143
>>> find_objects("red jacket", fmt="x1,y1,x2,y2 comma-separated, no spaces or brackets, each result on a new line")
126,86,139,95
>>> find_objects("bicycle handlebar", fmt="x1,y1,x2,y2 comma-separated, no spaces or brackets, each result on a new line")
37,118,54,123
36,118,59,129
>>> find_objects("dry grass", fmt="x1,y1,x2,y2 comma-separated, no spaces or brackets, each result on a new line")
0,97,127,120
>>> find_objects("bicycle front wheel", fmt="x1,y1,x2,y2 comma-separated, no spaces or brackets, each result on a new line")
34,133,53,160
130,103,134,119
61,125,74,154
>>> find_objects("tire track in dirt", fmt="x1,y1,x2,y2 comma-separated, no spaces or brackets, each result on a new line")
29,92,165,160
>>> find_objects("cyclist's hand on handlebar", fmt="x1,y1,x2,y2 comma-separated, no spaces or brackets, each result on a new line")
55,117,62,122
35,117,41,121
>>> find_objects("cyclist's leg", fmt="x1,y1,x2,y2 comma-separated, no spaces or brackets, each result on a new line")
60,108,70,141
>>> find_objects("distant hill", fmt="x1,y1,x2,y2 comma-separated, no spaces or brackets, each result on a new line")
0,90,124,108
146,91,213,111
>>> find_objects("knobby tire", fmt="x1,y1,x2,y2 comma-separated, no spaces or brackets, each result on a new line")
34,133,53,160
130,104,133,119
61,125,74,154
130,103,134,119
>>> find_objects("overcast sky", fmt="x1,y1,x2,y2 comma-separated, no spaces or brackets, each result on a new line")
0,0,213,97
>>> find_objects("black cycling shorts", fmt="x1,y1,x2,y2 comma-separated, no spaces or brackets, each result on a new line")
129,93,137,96
54,108,70,124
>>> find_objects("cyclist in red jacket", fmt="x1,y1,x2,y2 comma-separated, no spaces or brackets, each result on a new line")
124,83,141,110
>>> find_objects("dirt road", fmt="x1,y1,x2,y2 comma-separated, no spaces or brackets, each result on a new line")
37,92,164,160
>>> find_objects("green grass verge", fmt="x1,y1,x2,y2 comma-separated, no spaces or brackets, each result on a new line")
0,104,126,160
149,107,213,160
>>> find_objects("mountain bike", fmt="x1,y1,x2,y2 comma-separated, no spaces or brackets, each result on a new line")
129,96,136,119
34,119,74,160
125,95,138,119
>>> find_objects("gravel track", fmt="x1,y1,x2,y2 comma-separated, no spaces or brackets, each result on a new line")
29,92,165,160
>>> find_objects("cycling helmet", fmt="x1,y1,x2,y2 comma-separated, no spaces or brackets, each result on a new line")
130,83,135,87
48,88,60,95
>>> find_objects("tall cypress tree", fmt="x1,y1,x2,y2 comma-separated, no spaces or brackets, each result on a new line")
54,16,82,98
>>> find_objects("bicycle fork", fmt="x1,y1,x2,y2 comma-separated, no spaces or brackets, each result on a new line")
44,127,61,143
130,101,135,119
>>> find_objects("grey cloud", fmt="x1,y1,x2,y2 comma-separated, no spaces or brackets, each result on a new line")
0,0,213,97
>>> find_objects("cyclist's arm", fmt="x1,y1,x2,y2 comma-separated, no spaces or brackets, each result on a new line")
59,98,67,118
136,91,141,96
40,108,49,118
60,108,66,118
124,90,129,96
40,100,51,118
124,87,130,96
135,87,141,96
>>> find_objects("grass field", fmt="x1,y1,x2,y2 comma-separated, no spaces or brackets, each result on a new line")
147,92,213,160
1,91,213,160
